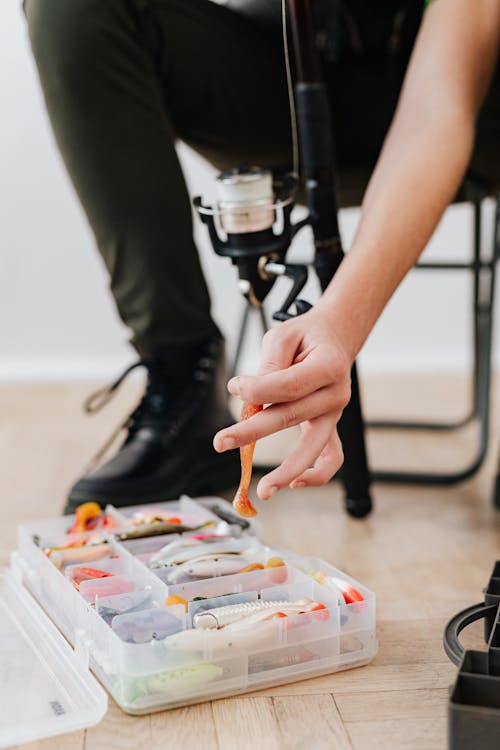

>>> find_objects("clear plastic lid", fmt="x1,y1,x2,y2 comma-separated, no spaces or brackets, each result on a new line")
0,565,107,748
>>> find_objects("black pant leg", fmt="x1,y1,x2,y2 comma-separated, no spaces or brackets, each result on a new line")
24,0,291,353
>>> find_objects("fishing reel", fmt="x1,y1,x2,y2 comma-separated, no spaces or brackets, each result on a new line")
193,166,313,321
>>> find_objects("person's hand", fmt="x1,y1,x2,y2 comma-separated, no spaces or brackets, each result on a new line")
213,308,353,500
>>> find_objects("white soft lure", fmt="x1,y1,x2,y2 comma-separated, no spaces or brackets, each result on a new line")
193,597,327,630
165,553,252,582
149,535,232,564
163,597,328,651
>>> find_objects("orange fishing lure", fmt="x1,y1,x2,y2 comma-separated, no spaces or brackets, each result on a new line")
68,501,102,534
233,402,263,518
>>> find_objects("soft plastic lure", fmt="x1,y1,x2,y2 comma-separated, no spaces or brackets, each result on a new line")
118,521,208,541
312,571,364,604
69,565,113,589
124,663,223,704
193,597,327,630
81,577,134,599
132,513,182,526
97,591,153,624
47,540,109,569
165,594,189,612
150,538,239,566
45,540,86,557
233,403,263,518
165,553,252,582
68,501,102,534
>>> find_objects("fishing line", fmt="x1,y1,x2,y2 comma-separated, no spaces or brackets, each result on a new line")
281,0,299,179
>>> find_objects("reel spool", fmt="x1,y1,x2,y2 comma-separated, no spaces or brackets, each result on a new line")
215,167,275,235
193,166,311,315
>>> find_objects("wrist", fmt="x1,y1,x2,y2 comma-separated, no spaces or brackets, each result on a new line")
312,290,365,366
306,301,359,368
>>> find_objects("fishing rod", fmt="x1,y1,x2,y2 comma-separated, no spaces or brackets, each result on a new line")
193,0,372,518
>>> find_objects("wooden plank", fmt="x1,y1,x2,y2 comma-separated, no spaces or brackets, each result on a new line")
374,619,453,666
85,700,151,750
335,688,447,723
212,697,281,750
243,662,454,698
273,694,352,750
345,718,448,750
16,731,85,750
151,703,218,750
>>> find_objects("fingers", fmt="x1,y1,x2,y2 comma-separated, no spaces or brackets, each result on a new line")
290,431,344,488
214,384,348,451
227,325,304,403
256,416,333,499
228,346,349,407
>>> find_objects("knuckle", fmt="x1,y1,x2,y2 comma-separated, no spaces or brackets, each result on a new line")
262,360,282,375
321,373,351,411
322,387,344,413
241,380,256,402
280,318,297,338
284,370,301,398
247,424,261,443
314,444,344,484
315,463,338,486
234,425,255,445
263,328,278,346
281,406,298,430
342,380,352,406
316,472,332,487
324,348,350,382
320,354,335,383
333,382,352,410
332,445,345,474
336,445,345,469
310,470,331,487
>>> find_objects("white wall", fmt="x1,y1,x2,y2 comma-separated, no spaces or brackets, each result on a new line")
1,1,499,381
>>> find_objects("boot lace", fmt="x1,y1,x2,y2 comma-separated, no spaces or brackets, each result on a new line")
82,353,217,471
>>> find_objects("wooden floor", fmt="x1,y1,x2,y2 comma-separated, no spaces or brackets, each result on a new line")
2,374,499,750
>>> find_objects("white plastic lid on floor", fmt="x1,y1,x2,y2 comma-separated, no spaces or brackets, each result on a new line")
0,565,107,748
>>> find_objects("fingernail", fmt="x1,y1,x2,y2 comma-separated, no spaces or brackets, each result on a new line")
266,486,278,499
291,481,306,489
221,437,236,451
227,378,240,396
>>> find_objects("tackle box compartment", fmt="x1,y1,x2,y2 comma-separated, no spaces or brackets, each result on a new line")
2,495,377,746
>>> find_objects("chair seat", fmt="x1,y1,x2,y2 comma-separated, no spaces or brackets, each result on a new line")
336,164,500,210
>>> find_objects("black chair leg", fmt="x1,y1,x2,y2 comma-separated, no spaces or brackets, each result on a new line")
337,363,373,518
494,449,500,509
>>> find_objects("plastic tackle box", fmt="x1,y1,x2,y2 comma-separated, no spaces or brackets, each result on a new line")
1,496,377,747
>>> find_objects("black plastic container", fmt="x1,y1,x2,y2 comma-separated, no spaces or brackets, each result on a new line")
445,561,500,749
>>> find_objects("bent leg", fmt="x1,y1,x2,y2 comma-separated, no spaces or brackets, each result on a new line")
24,0,292,353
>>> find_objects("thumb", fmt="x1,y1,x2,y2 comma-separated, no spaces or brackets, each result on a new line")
227,324,302,399
258,324,302,376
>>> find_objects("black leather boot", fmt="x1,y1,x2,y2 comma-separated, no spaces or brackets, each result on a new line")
64,338,240,513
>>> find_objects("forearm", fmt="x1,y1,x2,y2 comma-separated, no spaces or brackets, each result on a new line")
216,0,500,497
316,108,475,363
315,0,499,365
